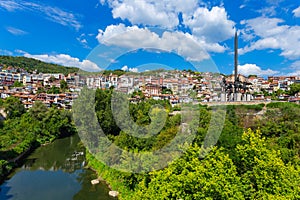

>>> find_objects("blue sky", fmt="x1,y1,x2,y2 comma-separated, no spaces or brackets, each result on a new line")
0,0,300,76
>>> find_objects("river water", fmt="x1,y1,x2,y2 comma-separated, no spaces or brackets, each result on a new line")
0,134,115,200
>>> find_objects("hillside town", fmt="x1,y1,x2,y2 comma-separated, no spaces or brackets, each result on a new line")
1,65,300,109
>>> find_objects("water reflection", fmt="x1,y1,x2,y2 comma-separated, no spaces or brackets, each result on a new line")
0,134,115,200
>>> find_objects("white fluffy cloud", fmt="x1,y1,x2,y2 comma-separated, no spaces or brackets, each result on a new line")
102,0,199,29
121,65,138,72
101,0,235,41
240,17,300,59
129,68,138,72
183,6,235,42
98,1,235,60
111,1,178,28
96,24,229,62
293,6,300,17
238,63,279,76
121,65,128,71
97,24,159,46
241,17,288,38
24,53,101,72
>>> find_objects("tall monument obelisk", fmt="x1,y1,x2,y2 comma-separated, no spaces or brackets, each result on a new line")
234,31,238,98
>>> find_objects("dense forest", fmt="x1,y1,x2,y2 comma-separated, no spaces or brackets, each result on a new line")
1,86,300,198
0,97,76,180
74,88,300,199
0,55,79,75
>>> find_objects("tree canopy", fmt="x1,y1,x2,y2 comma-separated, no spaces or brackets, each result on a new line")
0,100,76,179
133,129,300,199
83,94,300,200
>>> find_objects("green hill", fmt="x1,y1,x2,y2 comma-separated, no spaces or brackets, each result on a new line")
0,55,79,75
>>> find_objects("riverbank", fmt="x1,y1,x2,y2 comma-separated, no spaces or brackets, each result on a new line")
1,134,114,200
0,101,76,185
85,151,134,200
0,141,37,184
0,137,61,184
0,146,33,184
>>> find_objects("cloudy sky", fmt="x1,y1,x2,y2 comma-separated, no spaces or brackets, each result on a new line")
0,0,300,76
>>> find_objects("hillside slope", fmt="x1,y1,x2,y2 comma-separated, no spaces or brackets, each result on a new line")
0,55,79,75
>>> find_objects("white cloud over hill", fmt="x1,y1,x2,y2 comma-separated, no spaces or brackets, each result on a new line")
24,53,101,72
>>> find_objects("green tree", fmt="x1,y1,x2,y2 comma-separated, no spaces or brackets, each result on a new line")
29,101,48,121
3,96,26,119
37,87,46,94
49,76,56,82
162,88,173,94
235,129,300,199
133,129,300,199
47,86,60,94
288,83,300,96
276,89,285,96
133,146,243,200
12,81,23,87
60,80,68,91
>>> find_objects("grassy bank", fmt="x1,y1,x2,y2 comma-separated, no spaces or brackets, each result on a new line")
86,151,134,199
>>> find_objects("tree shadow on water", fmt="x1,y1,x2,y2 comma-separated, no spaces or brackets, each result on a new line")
0,184,14,200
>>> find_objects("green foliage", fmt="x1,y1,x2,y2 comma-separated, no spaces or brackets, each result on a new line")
171,105,181,111
256,102,300,163
86,151,135,199
93,88,176,152
0,159,12,179
2,96,26,119
194,105,244,158
235,129,300,199
235,103,265,111
288,83,300,96
131,90,145,100
134,146,243,200
45,89,300,199
162,88,173,94
82,94,300,200
133,129,300,199
60,80,68,91
47,86,60,94
0,101,76,178
266,101,300,109
37,87,46,94
0,55,79,75
29,101,48,120
49,76,56,82
101,69,127,76
95,88,120,136
58,90,300,200
12,81,23,87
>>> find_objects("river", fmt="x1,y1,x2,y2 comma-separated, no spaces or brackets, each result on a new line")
0,134,115,200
